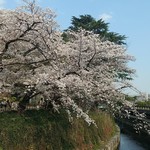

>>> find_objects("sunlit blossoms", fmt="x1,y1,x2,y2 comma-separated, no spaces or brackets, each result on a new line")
0,0,149,132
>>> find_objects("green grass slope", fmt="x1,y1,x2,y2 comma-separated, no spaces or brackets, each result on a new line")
0,110,116,150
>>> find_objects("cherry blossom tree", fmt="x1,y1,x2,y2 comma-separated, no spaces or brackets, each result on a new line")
0,0,149,133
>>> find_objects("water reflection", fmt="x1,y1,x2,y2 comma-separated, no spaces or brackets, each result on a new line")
119,133,146,150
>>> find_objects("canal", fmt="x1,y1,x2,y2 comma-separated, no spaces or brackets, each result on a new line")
119,133,149,150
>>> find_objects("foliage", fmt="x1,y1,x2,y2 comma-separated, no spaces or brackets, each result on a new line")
125,95,137,102
64,14,126,45
135,101,150,107
0,110,116,150
0,93,17,102
63,15,132,80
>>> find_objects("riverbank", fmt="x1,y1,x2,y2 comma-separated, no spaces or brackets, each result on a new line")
101,126,120,150
0,109,117,150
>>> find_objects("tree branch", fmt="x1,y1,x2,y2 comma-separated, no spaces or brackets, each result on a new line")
86,39,96,68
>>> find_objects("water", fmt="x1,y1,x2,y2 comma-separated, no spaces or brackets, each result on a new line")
119,133,148,150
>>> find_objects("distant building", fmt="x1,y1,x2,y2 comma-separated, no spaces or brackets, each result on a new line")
136,92,149,101
148,94,150,101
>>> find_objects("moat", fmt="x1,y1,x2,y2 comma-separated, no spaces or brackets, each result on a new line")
119,133,149,150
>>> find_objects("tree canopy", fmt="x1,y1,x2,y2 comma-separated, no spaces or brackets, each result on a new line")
0,0,149,133
65,14,126,45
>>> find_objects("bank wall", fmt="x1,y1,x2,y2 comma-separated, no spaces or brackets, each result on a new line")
101,126,120,150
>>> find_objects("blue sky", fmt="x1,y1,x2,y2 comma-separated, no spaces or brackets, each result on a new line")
1,0,150,95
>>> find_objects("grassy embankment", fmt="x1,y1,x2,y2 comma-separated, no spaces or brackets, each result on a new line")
0,109,117,150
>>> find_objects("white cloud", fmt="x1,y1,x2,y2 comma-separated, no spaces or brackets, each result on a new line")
99,13,112,21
